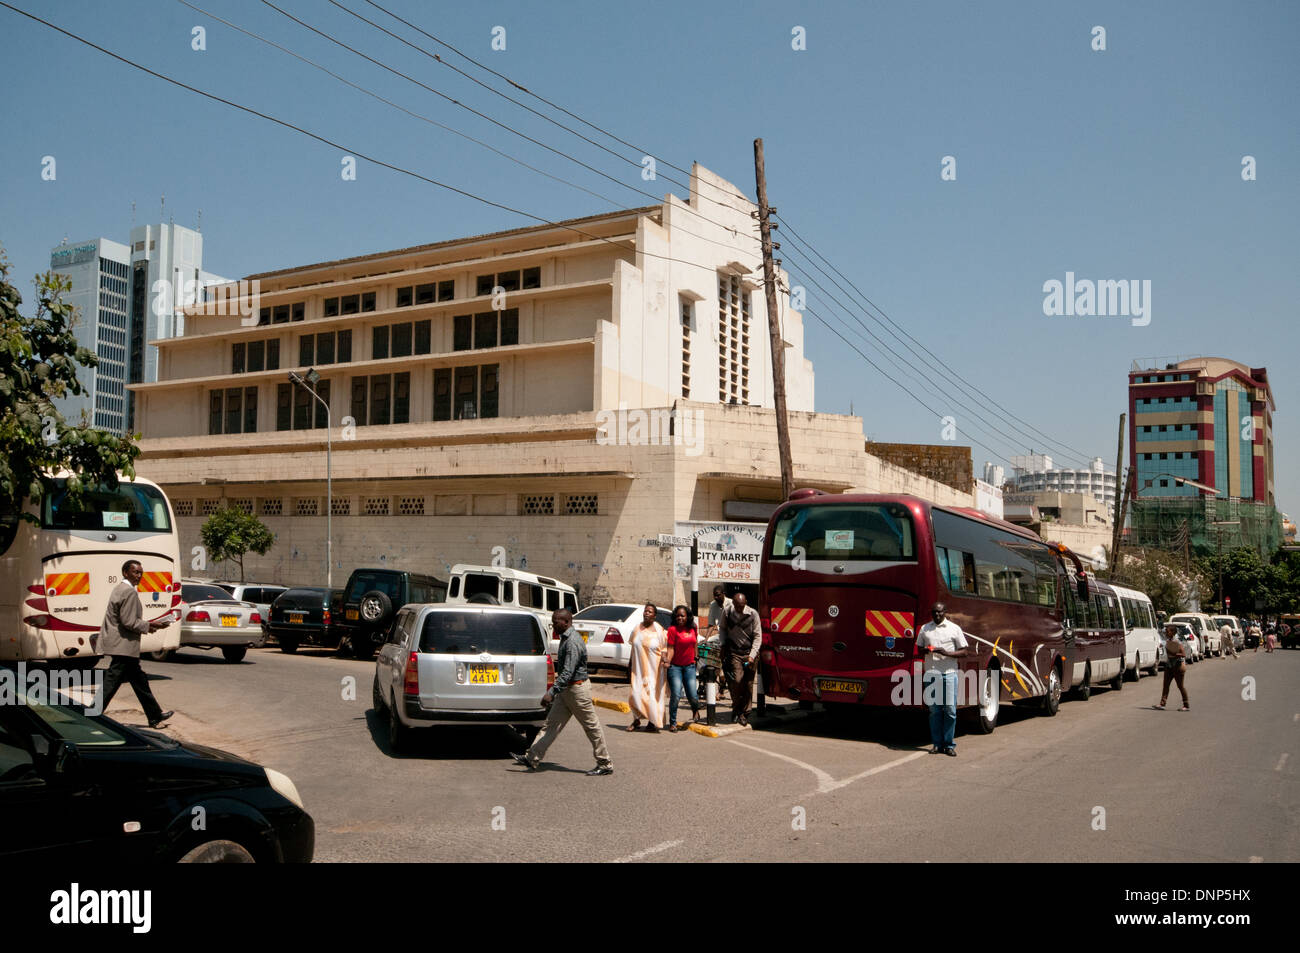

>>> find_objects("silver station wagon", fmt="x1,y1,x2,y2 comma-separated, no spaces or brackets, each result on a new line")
372,605,553,752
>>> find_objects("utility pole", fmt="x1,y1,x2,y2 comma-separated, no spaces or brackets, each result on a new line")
754,138,795,501
1112,466,1132,582
1109,413,1125,579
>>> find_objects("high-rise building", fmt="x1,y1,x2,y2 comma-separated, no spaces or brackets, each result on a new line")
1009,454,1117,518
49,238,132,433
1127,357,1279,556
982,461,1004,488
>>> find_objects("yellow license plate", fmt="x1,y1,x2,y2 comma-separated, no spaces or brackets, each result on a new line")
581,633,589,643
220,616,239,627
288,613,305,624
819,679,864,695
468,664,499,684
346,608,358,620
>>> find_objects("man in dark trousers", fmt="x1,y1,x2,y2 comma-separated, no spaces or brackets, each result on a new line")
96,560,173,728
511,608,613,775
720,592,762,727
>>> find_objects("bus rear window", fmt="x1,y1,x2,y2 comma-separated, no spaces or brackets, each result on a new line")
40,479,172,533
769,503,915,560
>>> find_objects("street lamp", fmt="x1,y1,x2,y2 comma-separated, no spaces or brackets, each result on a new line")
289,368,332,588
1138,473,1219,496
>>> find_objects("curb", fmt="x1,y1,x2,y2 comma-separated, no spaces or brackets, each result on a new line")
688,722,749,738
594,698,631,713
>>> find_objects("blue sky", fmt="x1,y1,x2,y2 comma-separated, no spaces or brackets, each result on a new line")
1,0,1295,517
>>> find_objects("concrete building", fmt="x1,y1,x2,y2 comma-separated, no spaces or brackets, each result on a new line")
132,165,974,603
1004,490,1112,568
49,238,132,433
865,441,972,495
981,461,1004,488
1127,357,1280,556
1010,454,1117,518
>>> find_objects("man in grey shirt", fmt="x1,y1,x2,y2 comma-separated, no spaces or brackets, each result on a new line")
511,608,612,775
96,560,173,728
720,593,762,727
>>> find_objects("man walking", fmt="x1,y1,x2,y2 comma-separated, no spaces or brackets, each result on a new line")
720,593,762,727
703,585,732,697
512,608,613,775
1249,620,1262,653
96,560,173,728
1220,622,1237,659
915,602,970,757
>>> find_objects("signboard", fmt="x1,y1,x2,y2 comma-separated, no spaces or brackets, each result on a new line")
673,521,766,583
50,242,98,269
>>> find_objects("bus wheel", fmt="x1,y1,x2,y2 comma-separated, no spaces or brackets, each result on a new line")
1125,654,1141,682
149,648,174,662
1109,658,1124,691
1073,664,1092,701
974,670,999,734
1039,666,1061,717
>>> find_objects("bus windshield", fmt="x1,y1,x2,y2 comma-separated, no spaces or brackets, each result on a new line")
768,503,915,561
40,479,172,533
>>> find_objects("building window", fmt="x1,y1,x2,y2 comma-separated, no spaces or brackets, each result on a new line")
474,313,497,349
249,340,266,372
393,373,410,424
481,364,499,418
231,498,254,515
210,388,258,435
244,386,258,432
324,297,340,317
453,314,472,351
317,332,335,365
439,279,455,300
350,377,367,425
174,499,194,517
361,292,376,313
299,334,314,368
680,298,692,398
273,305,290,324
296,498,320,517
564,493,598,516
337,329,352,363
718,274,751,404
232,342,246,374
392,322,413,358
399,496,425,516
521,494,555,516
397,286,414,308
341,295,360,316
259,499,283,516
369,374,391,425
292,302,305,322
415,319,431,354
277,383,292,431
331,498,352,517
454,366,477,419
372,325,389,360
267,339,280,370
293,384,311,429
259,306,271,326
433,368,451,421
364,497,390,516
200,499,220,516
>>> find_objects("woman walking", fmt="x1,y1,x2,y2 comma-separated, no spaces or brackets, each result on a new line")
1266,625,1278,653
627,602,668,732
665,605,702,731
1156,623,1190,711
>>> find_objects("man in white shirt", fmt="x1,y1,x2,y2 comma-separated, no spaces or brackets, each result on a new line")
1220,623,1237,659
915,602,971,757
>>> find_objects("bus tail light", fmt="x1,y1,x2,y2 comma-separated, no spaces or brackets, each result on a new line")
186,610,210,623
403,651,420,696
604,628,623,644
27,614,51,628
546,655,555,688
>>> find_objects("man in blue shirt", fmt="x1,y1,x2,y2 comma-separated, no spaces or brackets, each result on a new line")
511,608,613,775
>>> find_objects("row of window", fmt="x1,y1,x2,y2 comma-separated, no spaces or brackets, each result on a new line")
209,387,260,435
255,302,306,325
232,338,283,374
173,492,598,518
475,268,541,296
933,509,1059,607
100,259,130,280
1141,424,1195,435
1140,452,1193,460
1136,373,1193,383
300,330,353,366
1064,587,1123,631
1136,397,1196,409
717,275,751,404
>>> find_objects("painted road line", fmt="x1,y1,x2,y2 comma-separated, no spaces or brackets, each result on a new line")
612,839,684,863
821,750,929,794
594,699,630,713
1275,752,1289,772
728,739,836,792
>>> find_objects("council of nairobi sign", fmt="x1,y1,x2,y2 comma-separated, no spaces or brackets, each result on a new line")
673,522,766,583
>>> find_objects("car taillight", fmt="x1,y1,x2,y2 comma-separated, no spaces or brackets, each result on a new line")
250,612,262,624
546,654,555,688
604,627,623,644
322,608,331,626
186,610,210,623
403,651,420,696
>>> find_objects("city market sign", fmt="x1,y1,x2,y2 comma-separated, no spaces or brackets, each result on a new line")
673,522,766,582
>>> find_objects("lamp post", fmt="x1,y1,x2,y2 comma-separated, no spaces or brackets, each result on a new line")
289,368,331,588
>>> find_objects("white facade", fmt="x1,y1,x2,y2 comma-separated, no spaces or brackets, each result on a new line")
974,478,1004,519
982,461,1004,487
49,237,132,434
1011,455,1116,517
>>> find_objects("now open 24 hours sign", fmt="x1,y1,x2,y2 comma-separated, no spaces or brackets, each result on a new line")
673,522,767,583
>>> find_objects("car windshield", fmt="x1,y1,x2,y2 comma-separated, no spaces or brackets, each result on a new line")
574,605,636,624
347,572,402,602
184,584,235,602
21,698,131,747
419,611,544,655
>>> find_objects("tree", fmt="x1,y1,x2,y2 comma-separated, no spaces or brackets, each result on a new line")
0,244,142,526
199,507,275,582
1114,546,1211,617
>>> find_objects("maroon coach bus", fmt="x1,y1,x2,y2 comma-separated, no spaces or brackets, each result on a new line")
758,491,1122,732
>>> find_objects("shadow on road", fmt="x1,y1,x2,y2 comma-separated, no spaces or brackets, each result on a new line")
360,709,532,761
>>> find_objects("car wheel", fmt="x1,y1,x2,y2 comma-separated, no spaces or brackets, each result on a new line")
178,839,256,863
221,646,247,663
372,674,387,715
973,668,999,734
1126,653,1141,682
279,635,299,654
1074,664,1092,701
387,706,410,753
1110,658,1124,691
1039,665,1061,717
148,648,174,662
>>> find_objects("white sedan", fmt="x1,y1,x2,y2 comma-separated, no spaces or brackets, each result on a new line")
150,582,265,663
551,604,675,675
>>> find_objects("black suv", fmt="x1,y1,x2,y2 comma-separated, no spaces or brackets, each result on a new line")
267,587,344,654
338,568,447,659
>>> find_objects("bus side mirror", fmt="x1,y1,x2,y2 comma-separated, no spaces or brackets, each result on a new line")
1077,578,1089,601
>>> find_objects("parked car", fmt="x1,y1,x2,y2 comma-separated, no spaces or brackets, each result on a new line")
372,604,553,752
1169,613,1218,656
1211,615,1244,652
214,583,289,631
337,568,447,659
267,587,344,653
444,565,577,638
1279,615,1300,649
551,603,675,676
0,688,313,861
150,582,263,663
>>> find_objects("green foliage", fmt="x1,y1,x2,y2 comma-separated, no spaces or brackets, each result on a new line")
1112,546,1211,616
199,507,275,583
0,244,142,522
1200,546,1300,615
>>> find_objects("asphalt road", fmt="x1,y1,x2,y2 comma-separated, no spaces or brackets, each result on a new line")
104,645,1298,862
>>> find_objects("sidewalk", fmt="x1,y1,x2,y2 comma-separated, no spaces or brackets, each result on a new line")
586,673,814,737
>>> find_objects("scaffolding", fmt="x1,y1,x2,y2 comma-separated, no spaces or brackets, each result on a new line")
1130,497,1282,558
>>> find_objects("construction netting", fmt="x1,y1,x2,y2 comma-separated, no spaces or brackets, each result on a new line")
1129,498,1282,558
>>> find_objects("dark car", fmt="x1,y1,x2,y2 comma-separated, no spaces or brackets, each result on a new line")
268,587,345,654
338,568,447,659
0,690,313,861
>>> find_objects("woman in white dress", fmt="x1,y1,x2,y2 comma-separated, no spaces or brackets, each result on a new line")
627,602,669,732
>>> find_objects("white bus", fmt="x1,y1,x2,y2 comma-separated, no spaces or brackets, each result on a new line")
0,473,182,667
1110,583,1162,680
